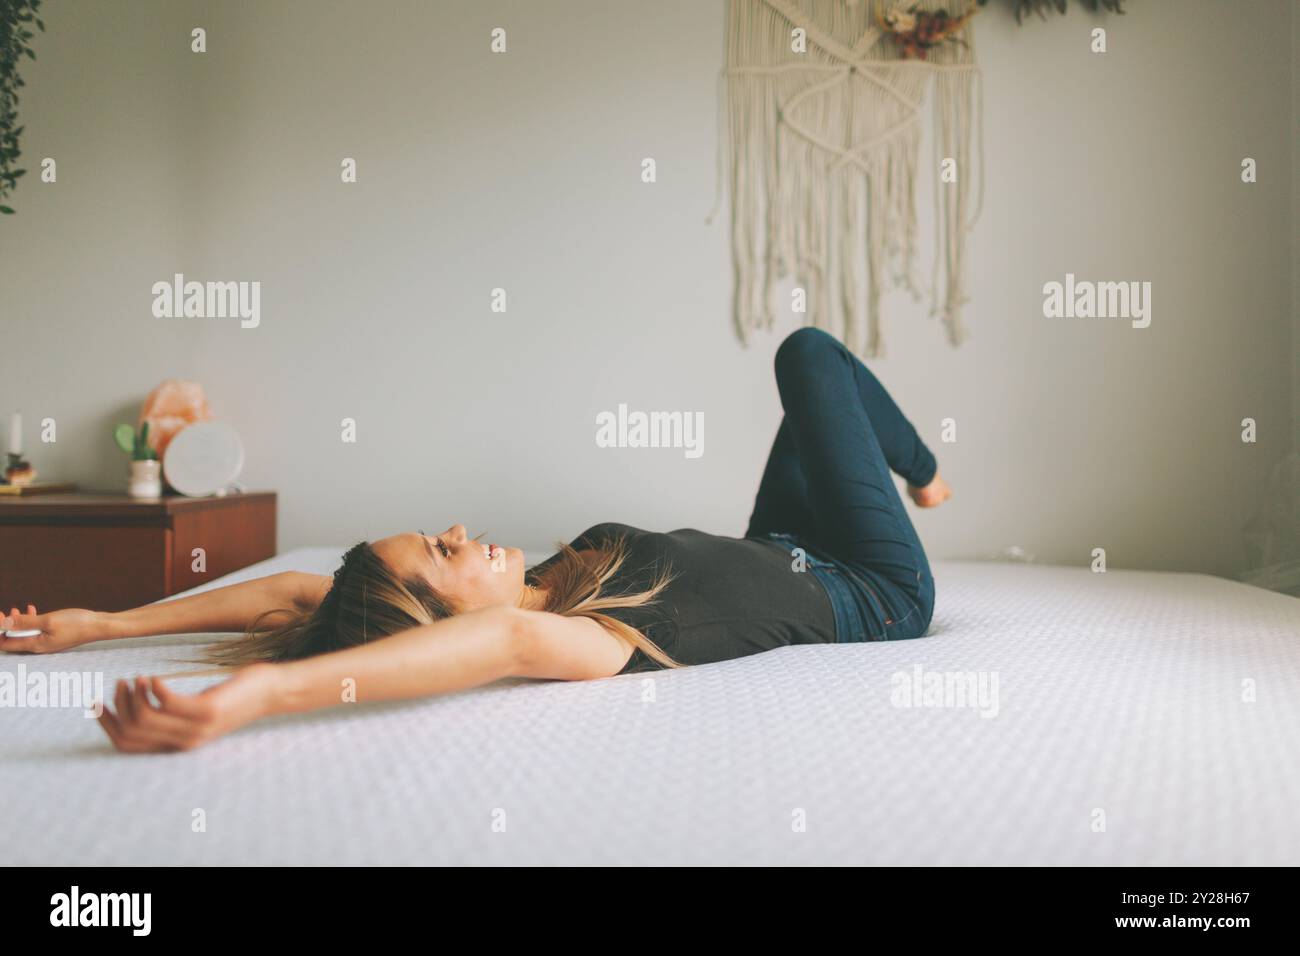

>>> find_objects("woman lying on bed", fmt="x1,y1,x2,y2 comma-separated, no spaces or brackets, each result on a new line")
1,328,951,753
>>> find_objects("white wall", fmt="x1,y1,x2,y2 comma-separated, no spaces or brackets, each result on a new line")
2,0,1295,577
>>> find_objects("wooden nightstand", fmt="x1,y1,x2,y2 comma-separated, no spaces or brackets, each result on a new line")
0,492,276,613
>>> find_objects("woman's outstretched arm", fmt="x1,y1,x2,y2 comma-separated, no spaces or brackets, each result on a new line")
96,607,634,753
0,571,331,655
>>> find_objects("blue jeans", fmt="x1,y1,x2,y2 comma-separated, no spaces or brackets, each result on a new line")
745,328,936,642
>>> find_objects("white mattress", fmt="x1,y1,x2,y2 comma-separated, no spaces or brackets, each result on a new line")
3,548,1298,865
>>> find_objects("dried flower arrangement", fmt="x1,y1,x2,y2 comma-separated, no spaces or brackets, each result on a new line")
878,4,980,60
878,0,1128,61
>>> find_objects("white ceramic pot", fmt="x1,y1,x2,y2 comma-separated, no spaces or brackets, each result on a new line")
128,459,162,498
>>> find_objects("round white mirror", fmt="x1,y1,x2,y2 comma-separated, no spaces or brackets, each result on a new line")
163,422,245,497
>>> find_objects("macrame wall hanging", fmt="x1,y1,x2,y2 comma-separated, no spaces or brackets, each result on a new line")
714,0,984,356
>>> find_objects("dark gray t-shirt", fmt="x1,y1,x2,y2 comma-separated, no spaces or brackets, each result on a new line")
527,522,836,674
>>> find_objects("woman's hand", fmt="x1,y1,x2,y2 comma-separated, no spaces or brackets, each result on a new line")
2,572,331,654
97,666,278,754
0,605,110,654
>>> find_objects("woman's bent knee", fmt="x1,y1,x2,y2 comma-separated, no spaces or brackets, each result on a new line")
775,327,841,377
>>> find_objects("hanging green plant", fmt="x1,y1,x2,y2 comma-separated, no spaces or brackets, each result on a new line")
0,0,44,215
976,0,1127,24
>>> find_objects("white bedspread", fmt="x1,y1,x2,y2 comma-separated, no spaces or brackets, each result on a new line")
3,549,1298,865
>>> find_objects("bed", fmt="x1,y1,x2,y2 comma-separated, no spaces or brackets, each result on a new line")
3,547,1298,865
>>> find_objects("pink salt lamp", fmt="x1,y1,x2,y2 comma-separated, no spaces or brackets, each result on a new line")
139,380,213,460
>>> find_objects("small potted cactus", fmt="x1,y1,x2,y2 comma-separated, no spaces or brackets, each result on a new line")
114,422,162,498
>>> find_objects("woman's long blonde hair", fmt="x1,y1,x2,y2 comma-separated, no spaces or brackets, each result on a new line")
202,534,680,669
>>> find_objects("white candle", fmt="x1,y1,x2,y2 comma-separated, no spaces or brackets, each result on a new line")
6,411,19,456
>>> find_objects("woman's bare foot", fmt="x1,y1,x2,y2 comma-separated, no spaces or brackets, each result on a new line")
907,473,952,508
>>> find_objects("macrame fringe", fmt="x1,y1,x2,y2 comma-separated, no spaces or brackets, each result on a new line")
712,0,983,356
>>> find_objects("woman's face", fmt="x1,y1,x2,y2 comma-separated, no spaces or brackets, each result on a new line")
371,524,526,612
